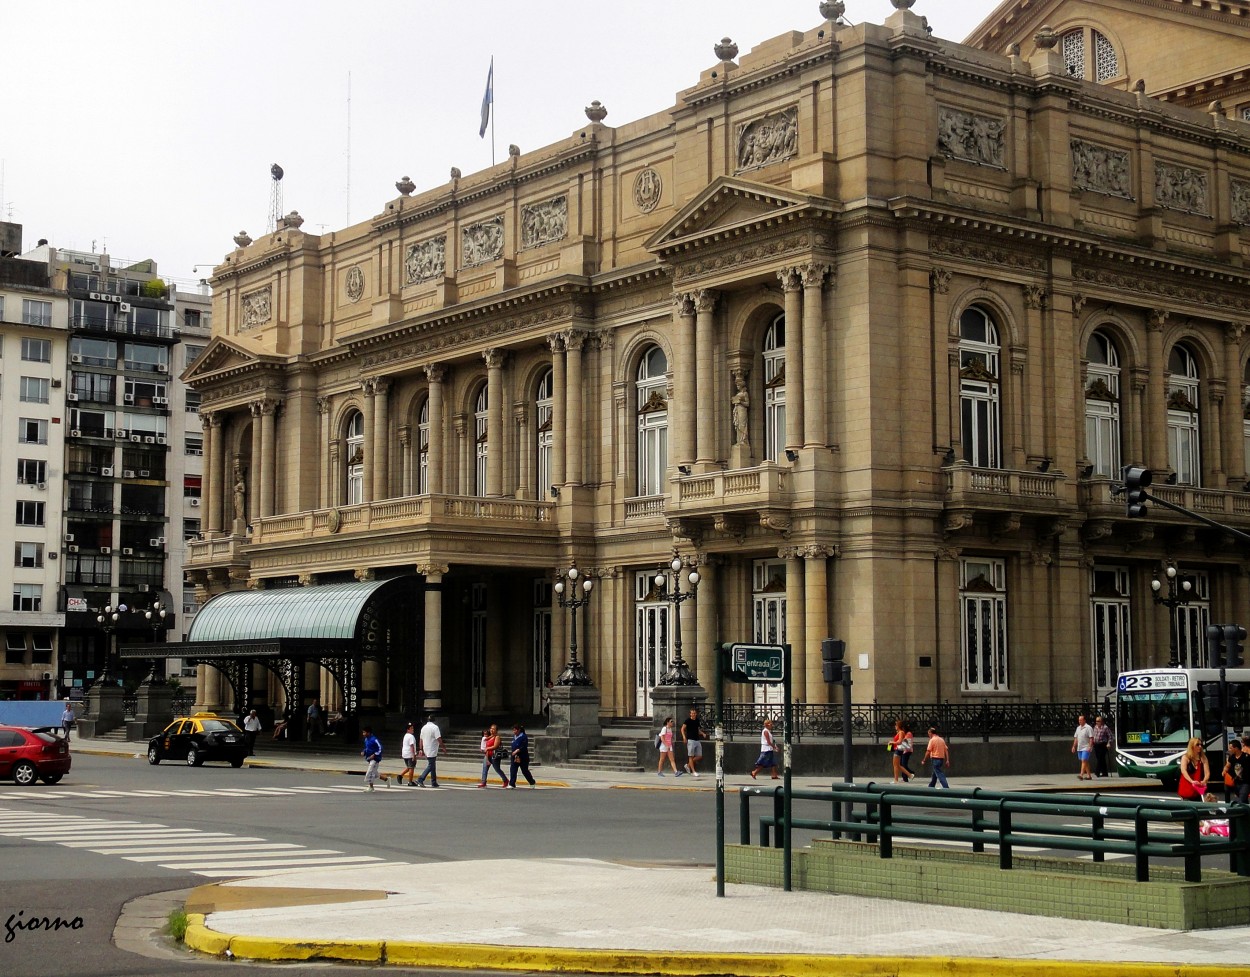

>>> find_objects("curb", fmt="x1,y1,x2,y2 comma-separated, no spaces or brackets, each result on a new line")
180,918,1250,976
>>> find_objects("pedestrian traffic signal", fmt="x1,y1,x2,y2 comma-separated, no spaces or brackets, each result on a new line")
1207,625,1224,667
821,638,845,683
1222,624,1247,668
1123,466,1151,518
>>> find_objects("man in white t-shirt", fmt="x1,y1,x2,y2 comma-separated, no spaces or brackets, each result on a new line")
416,716,443,788
1071,714,1094,781
399,722,419,785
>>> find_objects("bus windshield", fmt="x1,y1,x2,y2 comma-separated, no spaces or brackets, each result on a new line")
1116,689,1191,746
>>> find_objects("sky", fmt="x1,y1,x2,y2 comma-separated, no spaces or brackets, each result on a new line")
1,0,998,289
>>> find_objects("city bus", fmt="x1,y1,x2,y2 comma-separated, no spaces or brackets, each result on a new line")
1114,667,1250,787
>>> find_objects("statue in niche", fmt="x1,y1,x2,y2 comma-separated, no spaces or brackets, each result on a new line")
232,464,247,522
731,372,750,447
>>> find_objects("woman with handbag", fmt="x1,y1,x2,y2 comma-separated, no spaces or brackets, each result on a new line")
478,723,509,788
889,719,913,783
1177,737,1209,800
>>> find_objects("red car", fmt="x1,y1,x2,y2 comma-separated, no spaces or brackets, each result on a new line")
0,725,71,785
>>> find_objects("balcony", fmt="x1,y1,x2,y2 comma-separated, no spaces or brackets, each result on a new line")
1080,478,1250,527
71,314,177,341
944,463,1064,511
670,464,790,513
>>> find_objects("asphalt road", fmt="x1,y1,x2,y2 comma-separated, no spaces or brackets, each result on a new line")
0,752,714,976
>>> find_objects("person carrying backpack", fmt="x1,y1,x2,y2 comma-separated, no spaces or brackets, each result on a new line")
656,717,682,777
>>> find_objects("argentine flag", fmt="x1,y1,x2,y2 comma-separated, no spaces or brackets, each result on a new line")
479,58,494,138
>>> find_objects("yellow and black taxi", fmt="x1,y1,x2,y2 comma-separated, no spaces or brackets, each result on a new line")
147,713,248,768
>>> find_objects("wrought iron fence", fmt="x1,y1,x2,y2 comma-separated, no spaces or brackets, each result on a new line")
718,700,1102,743
121,693,193,721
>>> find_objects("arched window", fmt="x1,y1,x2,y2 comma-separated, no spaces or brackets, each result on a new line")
417,398,430,495
1060,27,1119,83
1085,331,1121,478
1167,345,1201,486
536,369,554,498
636,346,668,497
1242,360,1250,477
959,306,1001,469
345,410,365,505
763,314,786,462
474,386,488,497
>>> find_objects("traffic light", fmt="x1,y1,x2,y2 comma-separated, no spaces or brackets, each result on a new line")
821,638,845,683
1222,624,1246,668
1207,625,1224,668
1123,466,1152,518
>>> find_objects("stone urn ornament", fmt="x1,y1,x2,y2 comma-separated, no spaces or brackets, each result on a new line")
395,175,415,196
891,0,916,8
233,231,253,248
584,100,608,123
819,1,845,20
714,37,739,61
1033,25,1059,50
281,210,304,230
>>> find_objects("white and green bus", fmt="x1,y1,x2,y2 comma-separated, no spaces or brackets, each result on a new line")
1114,668,1250,787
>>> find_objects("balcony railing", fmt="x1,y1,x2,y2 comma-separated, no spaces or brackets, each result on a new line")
71,315,176,341
672,463,791,511
1081,478,1250,522
624,495,666,520
944,463,1062,510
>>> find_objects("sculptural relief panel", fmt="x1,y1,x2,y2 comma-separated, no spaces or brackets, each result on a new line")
462,216,505,268
1232,180,1250,226
240,286,272,331
937,107,1005,168
1154,162,1208,215
633,167,662,214
344,265,365,303
521,195,568,249
404,235,447,285
736,107,798,173
1070,140,1132,199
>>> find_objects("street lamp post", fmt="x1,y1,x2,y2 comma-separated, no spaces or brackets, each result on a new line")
95,602,129,685
1151,562,1193,668
140,599,171,684
553,564,594,686
656,551,700,686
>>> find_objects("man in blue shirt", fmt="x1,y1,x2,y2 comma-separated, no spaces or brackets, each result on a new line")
508,724,536,789
360,726,382,792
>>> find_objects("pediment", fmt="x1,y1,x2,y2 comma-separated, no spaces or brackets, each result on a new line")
181,335,281,384
645,176,834,256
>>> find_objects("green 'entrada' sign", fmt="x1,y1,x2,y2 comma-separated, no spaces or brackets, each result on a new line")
730,643,785,682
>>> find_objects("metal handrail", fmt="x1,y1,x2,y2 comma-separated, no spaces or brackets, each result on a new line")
739,782,1250,882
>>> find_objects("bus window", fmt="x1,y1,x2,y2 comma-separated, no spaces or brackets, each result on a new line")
1117,689,1190,745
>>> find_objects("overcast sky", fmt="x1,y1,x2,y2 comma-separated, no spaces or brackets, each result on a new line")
2,0,997,288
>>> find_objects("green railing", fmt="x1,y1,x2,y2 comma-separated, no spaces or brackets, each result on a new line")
738,782,1250,882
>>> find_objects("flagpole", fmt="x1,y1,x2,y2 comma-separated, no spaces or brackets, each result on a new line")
491,57,496,167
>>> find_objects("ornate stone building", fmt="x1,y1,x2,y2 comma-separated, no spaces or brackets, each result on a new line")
183,0,1250,730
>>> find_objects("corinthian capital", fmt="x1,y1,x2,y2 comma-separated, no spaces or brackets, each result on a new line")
693,289,717,314
425,363,446,384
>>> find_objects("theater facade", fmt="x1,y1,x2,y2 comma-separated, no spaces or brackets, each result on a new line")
183,0,1250,731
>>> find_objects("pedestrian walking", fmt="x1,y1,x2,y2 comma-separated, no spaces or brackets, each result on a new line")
889,718,913,783
361,726,383,792
681,707,704,778
898,721,918,780
1177,736,1210,800
306,699,323,742
416,715,443,787
399,722,419,785
508,724,536,789
1071,714,1095,780
60,699,74,741
656,717,682,777
242,709,262,756
478,724,508,788
1091,715,1113,778
924,726,951,788
1223,740,1250,804
750,719,779,780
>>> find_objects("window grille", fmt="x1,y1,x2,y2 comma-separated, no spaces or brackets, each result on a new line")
1061,29,1085,78
1093,31,1118,81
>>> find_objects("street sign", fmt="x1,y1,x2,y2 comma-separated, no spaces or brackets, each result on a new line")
729,643,785,682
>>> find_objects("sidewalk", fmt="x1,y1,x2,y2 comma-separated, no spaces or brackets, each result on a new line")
72,737,1250,975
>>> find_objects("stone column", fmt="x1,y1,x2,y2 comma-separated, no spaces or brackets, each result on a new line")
455,415,470,494
419,564,448,712
801,264,828,449
779,270,803,453
484,350,505,496
674,293,697,469
361,379,375,503
202,412,220,533
781,546,805,702
548,334,566,488
565,331,585,485
372,378,391,501
515,408,531,499
317,397,331,508
249,401,263,523
398,425,412,496
802,545,833,704
1146,310,1168,470
426,365,445,495
693,558,716,685
259,398,278,517
1208,379,1226,481
1224,323,1246,486
1129,368,1148,464
694,289,718,467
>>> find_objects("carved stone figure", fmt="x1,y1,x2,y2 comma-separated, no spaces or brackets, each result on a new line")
736,107,799,172
521,195,568,249
405,236,446,285
1233,180,1250,225
633,168,662,213
731,372,750,447
462,216,504,267
232,465,246,522
344,266,365,303
1070,140,1132,198
937,107,1005,167
241,287,272,330
1154,161,1209,214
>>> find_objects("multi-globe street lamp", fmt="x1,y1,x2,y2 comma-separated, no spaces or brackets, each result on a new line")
655,552,700,686
1151,561,1193,668
553,564,594,686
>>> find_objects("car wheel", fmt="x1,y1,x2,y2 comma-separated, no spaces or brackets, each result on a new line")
41,774,63,785
147,745,161,765
13,761,37,786
230,757,245,768
186,747,203,767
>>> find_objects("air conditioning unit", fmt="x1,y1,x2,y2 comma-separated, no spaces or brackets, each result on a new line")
158,536,166,544
64,533,74,543
122,470,135,478
36,482,46,490
67,393,79,402
50,379,62,388
189,498,201,507
122,547,134,556
87,466,99,474
131,435,141,442
156,436,167,445
101,467,113,476
154,396,168,405
89,292,102,301
115,430,128,439
69,430,81,438
138,469,150,478
139,584,150,593
156,364,168,373
71,354,82,363
48,552,57,561
67,545,79,553
189,448,203,456
119,303,131,312
149,538,162,547
100,546,112,554
143,436,155,444
124,394,134,403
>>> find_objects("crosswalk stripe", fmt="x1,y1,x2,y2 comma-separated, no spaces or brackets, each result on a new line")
152,855,378,870
63,835,255,848
81,842,294,854
122,848,346,864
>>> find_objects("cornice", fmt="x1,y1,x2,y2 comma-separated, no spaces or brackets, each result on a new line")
679,39,840,111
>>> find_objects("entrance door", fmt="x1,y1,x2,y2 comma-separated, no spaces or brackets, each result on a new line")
635,571,669,716
470,583,487,713
753,560,787,705
532,579,552,715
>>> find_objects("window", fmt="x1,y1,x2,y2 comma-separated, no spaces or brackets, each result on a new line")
185,435,204,456
124,342,168,373
1243,361,1250,476
70,336,117,367
17,459,45,485
0,297,4,321
345,411,365,505
960,558,1008,691
636,346,669,496
19,418,48,445
1166,345,1201,486
183,518,201,541
958,306,1001,468
31,633,52,664
12,584,43,612
71,372,116,403
21,338,50,363
1090,566,1131,693
535,370,553,498
183,475,202,499
19,376,50,404
1173,570,1211,669
21,299,51,327
1085,331,1121,478
4,633,25,665
14,542,43,569
763,314,786,462
417,398,430,495
752,559,787,706
183,310,202,329
634,570,670,716
15,501,45,526
185,343,205,366
124,378,167,406
1059,27,1119,82
185,390,202,412
474,386,488,497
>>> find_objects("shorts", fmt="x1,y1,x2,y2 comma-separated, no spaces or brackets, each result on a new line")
686,740,703,758
404,757,417,769
754,751,776,768
1076,749,1090,761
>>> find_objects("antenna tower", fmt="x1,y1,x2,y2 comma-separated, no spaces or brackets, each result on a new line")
267,163,285,233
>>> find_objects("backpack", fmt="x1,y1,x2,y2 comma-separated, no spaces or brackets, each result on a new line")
655,732,663,749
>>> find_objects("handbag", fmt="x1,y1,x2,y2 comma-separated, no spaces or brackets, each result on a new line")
1226,772,1237,788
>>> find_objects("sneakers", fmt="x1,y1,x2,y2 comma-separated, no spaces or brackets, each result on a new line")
657,771,666,777
476,782,486,788
750,770,757,780
407,780,418,787
674,770,685,777
691,772,700,778
365,785,374,792
507,784,516,789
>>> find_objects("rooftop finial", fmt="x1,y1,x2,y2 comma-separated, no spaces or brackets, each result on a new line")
714,37,738,61
584,100,608,123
